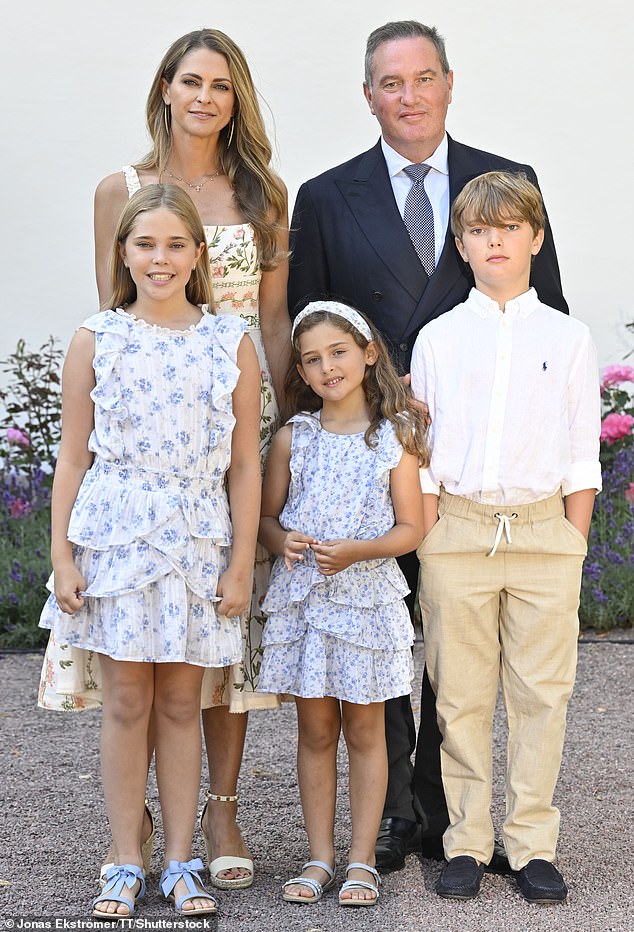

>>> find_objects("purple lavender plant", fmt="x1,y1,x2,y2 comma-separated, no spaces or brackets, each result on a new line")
580,364,634,629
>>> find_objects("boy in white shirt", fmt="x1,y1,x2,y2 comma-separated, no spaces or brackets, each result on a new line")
411,171,601,904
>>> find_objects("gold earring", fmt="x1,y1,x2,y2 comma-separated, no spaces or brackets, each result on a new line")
227,116,235,147
163,104,170,135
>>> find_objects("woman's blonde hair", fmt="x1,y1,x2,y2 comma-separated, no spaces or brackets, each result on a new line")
137,28,287,270
108,184,213,309
285,307,430,464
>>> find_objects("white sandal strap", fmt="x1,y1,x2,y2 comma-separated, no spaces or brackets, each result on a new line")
339,879,380,897
209,856,253,875
206,791,238,802
345,862,380,884
283,876,323,896
302,860,335,881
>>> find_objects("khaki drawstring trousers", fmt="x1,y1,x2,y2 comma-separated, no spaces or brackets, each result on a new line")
417,489,587,870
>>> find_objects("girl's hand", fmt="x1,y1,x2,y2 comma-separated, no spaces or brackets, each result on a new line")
311,539,359,576
54,563,87,615
216,568,253,618
284,531,318,571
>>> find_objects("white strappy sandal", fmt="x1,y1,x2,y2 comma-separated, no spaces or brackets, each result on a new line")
282,860,336,903
338,861,380,907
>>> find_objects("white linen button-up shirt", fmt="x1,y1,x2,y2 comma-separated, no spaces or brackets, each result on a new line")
410,288,602,504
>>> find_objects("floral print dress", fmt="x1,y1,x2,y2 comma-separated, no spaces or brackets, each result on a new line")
39,310,245,668
258,413,415,704
38,166,280,711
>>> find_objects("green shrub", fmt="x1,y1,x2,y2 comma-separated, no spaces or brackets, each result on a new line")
0,337,62,648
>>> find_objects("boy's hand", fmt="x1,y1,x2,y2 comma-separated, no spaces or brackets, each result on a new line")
311,539,359,575
283,531,318,571
54,564,87,615
217,567,253,618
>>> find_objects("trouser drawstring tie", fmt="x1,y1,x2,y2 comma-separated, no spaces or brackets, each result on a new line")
487,512,518,557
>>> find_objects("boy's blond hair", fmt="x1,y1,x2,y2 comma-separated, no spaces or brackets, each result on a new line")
451,171,545,239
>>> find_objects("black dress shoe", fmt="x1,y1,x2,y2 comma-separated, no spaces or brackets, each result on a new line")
436,856,484,899
484,840,513,875
375,817,421,871
515,859,567,904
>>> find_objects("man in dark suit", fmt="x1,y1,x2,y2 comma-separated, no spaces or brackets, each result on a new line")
288,19,567,872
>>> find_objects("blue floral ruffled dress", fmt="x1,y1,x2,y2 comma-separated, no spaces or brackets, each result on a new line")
258,413,415,704
38,308,246,667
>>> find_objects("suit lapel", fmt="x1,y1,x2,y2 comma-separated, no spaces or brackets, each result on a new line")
335,141,427,303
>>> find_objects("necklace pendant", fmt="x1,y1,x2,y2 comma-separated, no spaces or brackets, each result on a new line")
194,183,202,192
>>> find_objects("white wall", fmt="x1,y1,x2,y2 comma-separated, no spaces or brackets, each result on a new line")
1,0,632,367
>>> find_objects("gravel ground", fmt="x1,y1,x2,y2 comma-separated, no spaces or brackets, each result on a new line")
1,632,632,931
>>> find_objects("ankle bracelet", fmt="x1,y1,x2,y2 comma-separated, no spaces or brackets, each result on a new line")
206,792,238,802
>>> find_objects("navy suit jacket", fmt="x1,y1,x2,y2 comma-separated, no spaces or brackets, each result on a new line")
288,136,568,373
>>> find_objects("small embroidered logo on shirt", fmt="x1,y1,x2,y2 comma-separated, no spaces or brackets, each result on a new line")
542,361,548,371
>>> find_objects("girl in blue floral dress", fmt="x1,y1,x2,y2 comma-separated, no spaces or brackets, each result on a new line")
39,185,261,920
258,301,429,908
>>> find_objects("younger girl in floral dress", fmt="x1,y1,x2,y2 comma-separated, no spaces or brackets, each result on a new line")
258,301,428,908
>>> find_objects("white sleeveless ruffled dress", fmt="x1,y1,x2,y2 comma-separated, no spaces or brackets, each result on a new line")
38,309,246,667
38,165,280,710
258,413,415,704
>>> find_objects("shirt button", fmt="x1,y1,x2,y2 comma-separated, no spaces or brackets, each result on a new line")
399,342,408,352
372,291,383,301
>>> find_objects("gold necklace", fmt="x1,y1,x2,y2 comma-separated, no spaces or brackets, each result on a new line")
165,167,222,192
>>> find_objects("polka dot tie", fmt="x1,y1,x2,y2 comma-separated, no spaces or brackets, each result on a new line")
403,163,435,277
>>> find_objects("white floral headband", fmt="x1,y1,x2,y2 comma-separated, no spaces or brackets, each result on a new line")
291,300,373,343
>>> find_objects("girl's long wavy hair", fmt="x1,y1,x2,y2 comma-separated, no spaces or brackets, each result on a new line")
285,309,430,465
108,184,213,310
137,28,287,270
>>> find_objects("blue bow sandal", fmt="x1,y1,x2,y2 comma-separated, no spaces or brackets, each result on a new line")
92,863,146,920
160,858,218,916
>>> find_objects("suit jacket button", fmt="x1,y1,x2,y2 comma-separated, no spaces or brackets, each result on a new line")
372,291,383,301
399,342,408,352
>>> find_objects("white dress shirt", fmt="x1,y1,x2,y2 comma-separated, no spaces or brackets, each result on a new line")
381,135,449,266
410,288,602,504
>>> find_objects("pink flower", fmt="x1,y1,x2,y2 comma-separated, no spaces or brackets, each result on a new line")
600,412,634,444
6,427,30,447
626,483,634,505
10,498,31,518
601,365,634,388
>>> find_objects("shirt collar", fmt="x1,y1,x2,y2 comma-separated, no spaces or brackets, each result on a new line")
468,287,540,319
381,134,449,179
